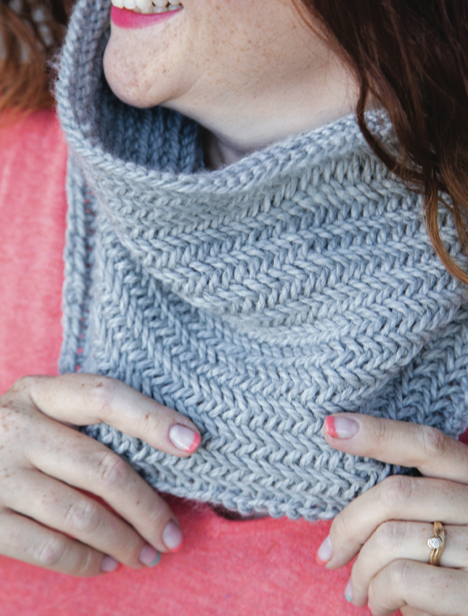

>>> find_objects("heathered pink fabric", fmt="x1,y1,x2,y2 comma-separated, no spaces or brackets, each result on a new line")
2,109,465,615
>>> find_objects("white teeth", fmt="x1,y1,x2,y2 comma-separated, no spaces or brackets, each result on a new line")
136,0,152,10
111,0,183,13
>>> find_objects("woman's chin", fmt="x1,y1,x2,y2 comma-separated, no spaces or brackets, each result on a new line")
103,43,177,109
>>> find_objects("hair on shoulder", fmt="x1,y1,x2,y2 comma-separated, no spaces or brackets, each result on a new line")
297,0,468,285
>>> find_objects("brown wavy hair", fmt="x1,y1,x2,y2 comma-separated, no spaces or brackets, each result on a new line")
0,0,69,114
1,0,468,284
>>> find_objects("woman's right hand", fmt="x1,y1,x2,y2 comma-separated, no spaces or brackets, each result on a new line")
0,374,201,577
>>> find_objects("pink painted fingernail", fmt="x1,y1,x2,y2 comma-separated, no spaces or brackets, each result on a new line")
100,556,119,573
139,544,161,567
325,416,359,439
344,578,353,603
169,424,201,453
162,520,184,552
316,535,333,565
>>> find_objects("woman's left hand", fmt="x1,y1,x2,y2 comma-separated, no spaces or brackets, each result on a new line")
317,413,468,616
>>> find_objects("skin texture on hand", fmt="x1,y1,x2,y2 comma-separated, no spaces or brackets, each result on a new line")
0,374,201,576
316,413,468,616
78,0,466,607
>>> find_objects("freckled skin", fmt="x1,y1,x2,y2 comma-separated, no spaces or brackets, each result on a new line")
104,0,360,165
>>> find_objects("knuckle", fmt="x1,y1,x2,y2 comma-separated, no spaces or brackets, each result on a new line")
368,560,414,615
10,375,36,393
10,376,30,391
36,535,68,567
73,548,101,578
7,375,47,401
0,377,31,410
85,377,119,419
419,425,447,459
330,512,350,544
65,499,102,535
373,521,407,553
375,417,390,450
379,475,414,508
144,498,172,531
0,376,52,435
119,533,145,563
95,450,130,490
137,410,164,436
388,559,411,588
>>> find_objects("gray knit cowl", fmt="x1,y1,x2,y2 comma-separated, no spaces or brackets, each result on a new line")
56,0,468,521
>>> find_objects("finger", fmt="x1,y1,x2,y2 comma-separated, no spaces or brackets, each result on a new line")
4,468,160,568
0,508,115,577
326,475,468,568
363,560,468,616
323,413,468,483
27,422,181,553
401,608,434,616
350,521,468,606
12,374,201,456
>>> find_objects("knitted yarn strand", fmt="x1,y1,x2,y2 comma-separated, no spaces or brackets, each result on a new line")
56,0,468,520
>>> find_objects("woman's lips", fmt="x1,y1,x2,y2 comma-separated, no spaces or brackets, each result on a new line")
111,5,182,29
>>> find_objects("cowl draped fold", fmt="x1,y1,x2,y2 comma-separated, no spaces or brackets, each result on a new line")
56,0,468,520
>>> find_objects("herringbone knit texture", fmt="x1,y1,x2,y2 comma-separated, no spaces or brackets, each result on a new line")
56,0,468,520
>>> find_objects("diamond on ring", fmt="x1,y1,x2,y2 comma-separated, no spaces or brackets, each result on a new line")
428,522,446,567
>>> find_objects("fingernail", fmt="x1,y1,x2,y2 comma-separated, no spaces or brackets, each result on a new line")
100,556,119,572
162,520,184,552
344,578,353,603
139,544,161,567
316,535,333,565
169,424,201,453
325,416,359,439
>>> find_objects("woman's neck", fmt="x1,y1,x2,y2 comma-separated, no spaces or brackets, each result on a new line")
201,71,360,171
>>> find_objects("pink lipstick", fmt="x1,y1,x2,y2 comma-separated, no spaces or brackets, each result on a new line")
111,6,182,29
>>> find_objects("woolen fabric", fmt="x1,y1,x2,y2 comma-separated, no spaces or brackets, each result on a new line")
56,0,468,521
0,110,378,616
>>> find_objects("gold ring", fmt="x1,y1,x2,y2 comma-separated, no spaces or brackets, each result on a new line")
427,521,445,566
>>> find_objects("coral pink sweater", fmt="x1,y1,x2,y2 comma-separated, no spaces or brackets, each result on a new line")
2,110,463,616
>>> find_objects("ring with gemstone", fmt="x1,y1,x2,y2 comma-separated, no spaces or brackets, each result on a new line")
427,521,445,566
